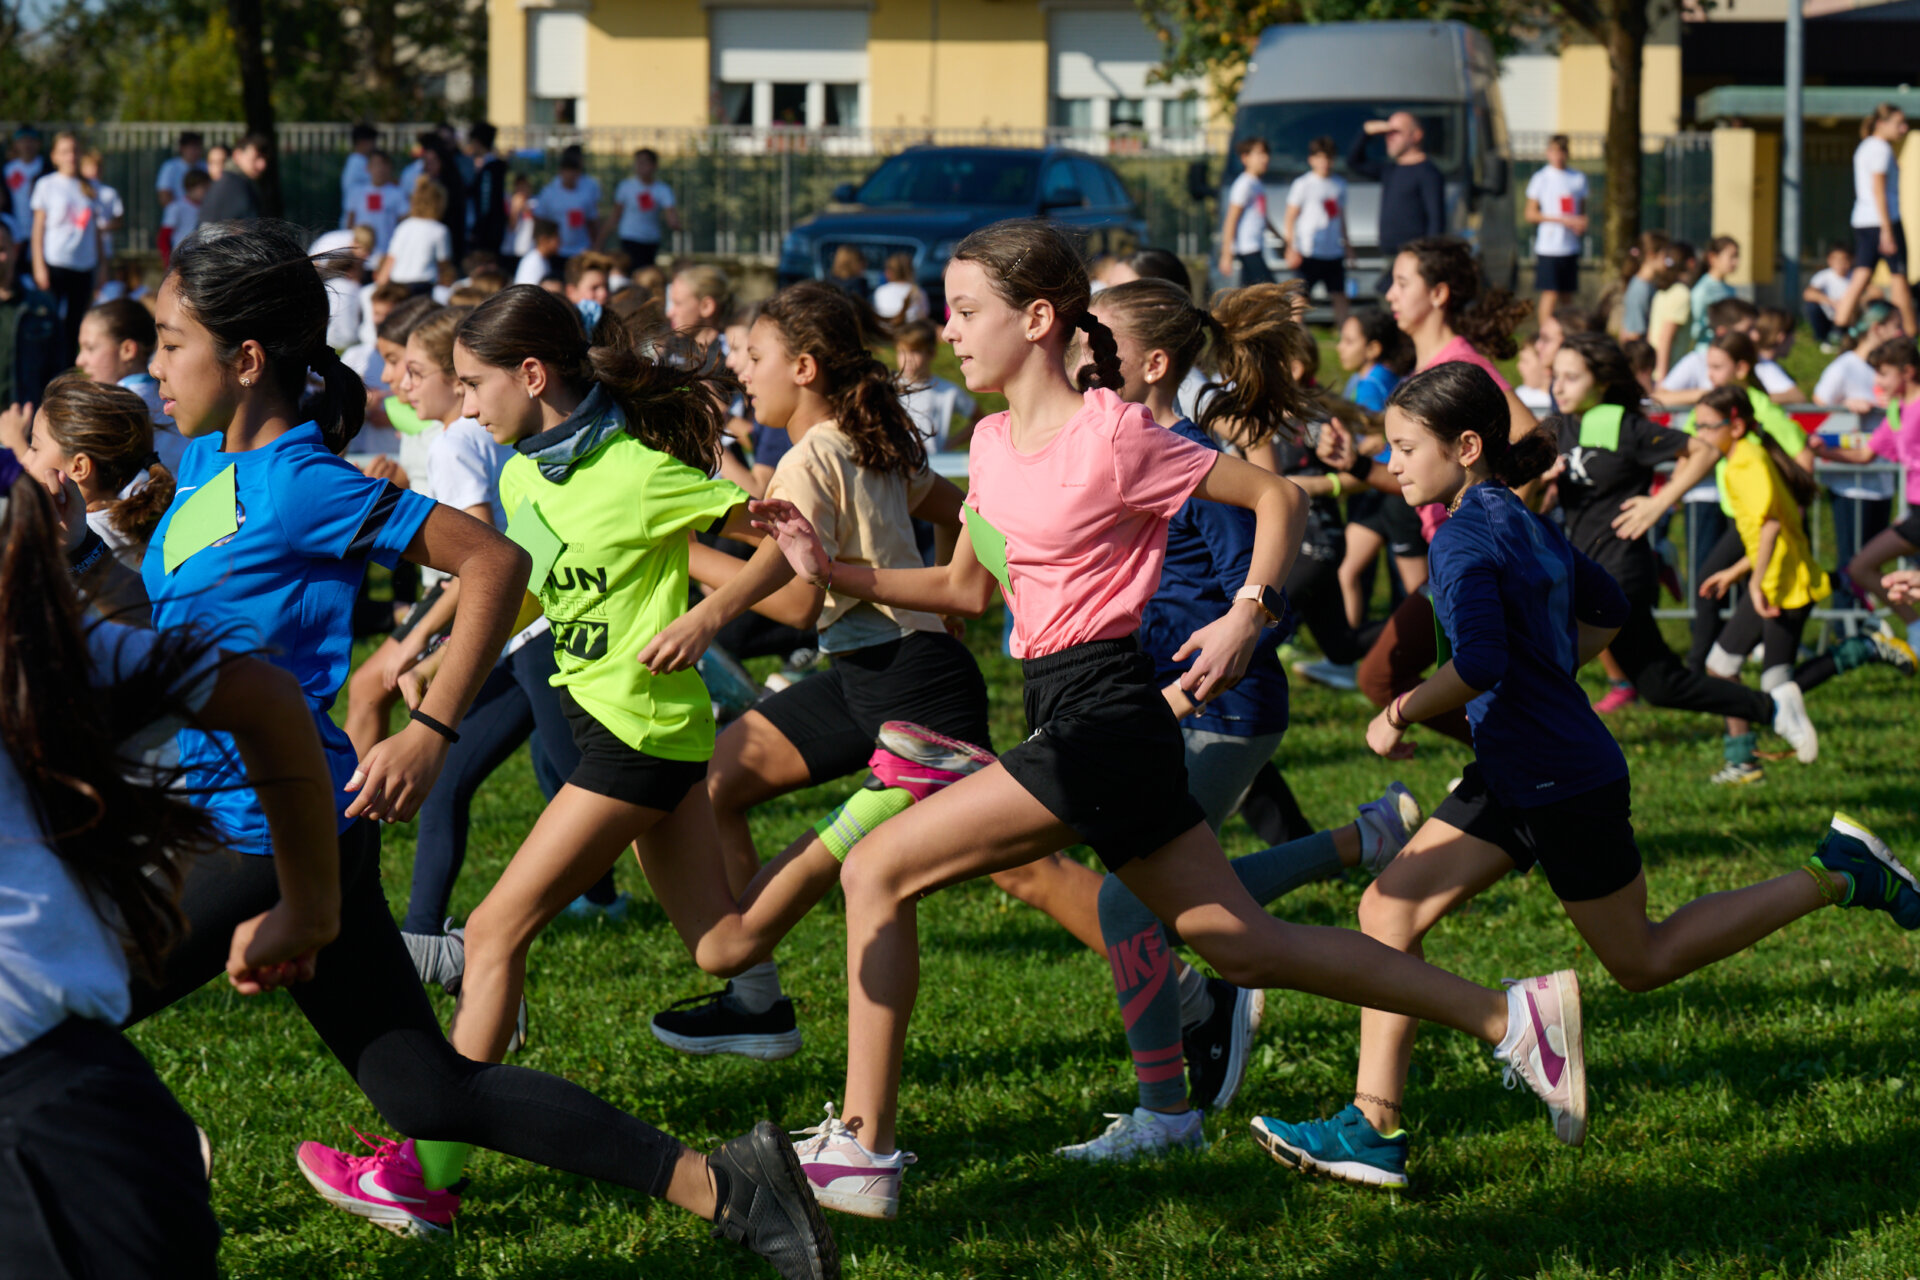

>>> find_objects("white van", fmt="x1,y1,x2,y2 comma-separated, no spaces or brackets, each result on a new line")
1221,20,1517,303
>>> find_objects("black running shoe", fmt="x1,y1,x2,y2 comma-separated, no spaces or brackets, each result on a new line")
651,985,803,1060
1184,978,1264,1112
709,1120,840,1280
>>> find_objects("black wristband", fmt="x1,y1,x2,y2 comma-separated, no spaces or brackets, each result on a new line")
408,708,461,744
67,528,108,577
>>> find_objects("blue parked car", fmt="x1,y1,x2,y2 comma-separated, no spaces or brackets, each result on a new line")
778,146,1149,315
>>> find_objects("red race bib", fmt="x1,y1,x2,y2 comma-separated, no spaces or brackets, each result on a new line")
567,208,585,229
1322,198,1340,219
366,192,383,212
73,206,91,230
6,171,21,190
638,191,654,212
1559,195,1578,215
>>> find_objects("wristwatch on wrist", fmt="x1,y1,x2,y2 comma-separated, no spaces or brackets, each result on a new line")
1234,583,1285,627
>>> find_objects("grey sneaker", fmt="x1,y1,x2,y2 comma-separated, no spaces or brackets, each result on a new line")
1356,782,1422,875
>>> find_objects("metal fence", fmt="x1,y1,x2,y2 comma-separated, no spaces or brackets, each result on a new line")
65,121,1712,271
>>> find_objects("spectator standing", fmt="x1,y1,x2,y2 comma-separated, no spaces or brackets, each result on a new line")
158,169,208,267
28,131,102,369
1347,111,1445,293
0,222,60,407
828,244,870,302
347,151,404,263
611,147,679,267
1648,238,1697,381
4,126,46,242
78,148,124,264
1803,242,1857,350
1283,135,1351,325
203,144,227,184
467,123,509,258
413,133,468,263
376,179,456,295
1689,235,1739,346
154,130,203,210
1834,104,1914,337
197,133,269,223
340,123,377,228
1620,230,1674,342
895,319,980,450
1218,136,1278,284
535,145,601,263
1813,300,1902,412
514,218,561,286
872,252,929,325
1525,134,1589,331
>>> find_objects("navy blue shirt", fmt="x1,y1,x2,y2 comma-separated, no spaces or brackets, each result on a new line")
1346,133,1446,257
1137,418,1292,738
1429,484,1629,807
144,424,436,853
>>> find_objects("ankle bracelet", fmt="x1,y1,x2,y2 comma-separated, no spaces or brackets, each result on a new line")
1354,1091,1402,1112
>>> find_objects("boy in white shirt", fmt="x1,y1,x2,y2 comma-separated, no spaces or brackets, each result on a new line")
894,321,980,450
1524,134,1589,331
1283,135,1350,325
1802,242,1857,350
158,169,207,267
347,151,404,264
515,218,562,286
536,145,602,262
610,147,679,268
1218,136,1277,285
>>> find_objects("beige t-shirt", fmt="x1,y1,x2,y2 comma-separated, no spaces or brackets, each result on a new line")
767,420,943,652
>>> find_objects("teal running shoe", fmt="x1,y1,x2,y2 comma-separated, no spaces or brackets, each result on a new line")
1812,812,1920,929
1250,1104,1409,1188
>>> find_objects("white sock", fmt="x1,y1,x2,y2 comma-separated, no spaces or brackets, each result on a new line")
1176,963,1212,1029
1492,983,1527,1061
724,960,783,1014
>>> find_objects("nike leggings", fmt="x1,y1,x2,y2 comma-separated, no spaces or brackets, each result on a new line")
125,821,684,1197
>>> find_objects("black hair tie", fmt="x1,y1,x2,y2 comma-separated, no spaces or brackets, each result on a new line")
1073,312,1098,335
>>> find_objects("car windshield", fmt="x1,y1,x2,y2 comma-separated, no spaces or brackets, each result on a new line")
1226,102,1466,181
855,152,1040,206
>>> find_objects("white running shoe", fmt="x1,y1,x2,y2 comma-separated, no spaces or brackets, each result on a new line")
1292,660,1359,690
1496,970,1587,1147
1054,1107,1207,1163
1356,781,1423,875
790,1104,915,1220
1769,682,1818,764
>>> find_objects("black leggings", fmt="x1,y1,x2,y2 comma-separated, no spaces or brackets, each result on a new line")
1610,598,1773,722
1688,526,1747,671
126,821,684,1197
1286,549,1383,666
43,264,92,370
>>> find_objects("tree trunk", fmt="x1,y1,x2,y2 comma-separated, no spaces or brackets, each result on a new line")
1601,0,1647,275
227,0,281,217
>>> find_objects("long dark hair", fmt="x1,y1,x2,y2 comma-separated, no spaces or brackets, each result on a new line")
1355,306,1415,377
951,218,1124,391
1557,331,1641,409
456,284,732,473
0,461,222,982
1388,362,1558,488
1699,384,1818,508
759,281,926,476
1709,330,1764,390
37,373,175,546
1398,237,1532,361
1091,277,1315,449
168,220,365,453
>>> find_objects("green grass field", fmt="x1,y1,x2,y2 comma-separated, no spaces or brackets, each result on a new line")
130,598,1920,1280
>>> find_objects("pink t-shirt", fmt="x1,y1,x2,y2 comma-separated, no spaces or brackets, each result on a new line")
964,388,1217,659
1413,336,1517,541
1868,398,1920,500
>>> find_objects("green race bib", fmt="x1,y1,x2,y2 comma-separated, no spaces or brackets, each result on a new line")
163,464,239,574
965,506,1011,593
505,498,565,591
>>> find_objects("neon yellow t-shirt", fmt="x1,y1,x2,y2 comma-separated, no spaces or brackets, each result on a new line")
1680,386,1807,516
1723,435,1829,611
499,436,747,761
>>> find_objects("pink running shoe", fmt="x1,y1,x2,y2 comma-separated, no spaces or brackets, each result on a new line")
791,1104,916,1219
1496,971,1588,1147
866,721,996,802
1592,683,1638,714
295,1131,460,1237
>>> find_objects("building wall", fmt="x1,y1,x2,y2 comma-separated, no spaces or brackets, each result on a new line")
1556,42,1683,137
591,1,709,127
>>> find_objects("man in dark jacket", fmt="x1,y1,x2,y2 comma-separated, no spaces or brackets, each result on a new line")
466,122,509,256
1347,112,1446,292
199,133,271,223
0,222,62,409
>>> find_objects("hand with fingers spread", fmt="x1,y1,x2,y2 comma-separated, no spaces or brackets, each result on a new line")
1611,493,1665,542
747,497,831,587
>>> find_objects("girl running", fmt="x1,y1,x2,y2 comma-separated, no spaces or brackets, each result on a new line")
1832,104,1914,336
642,280,1117,1057
1544,332,1821,774
1693,384,1915,785
1046,276,1422,1163
753,218,1587,1220
0,454,341,1280
135,226,833,1278
1334,307,1421,631
1250,361,1919,1192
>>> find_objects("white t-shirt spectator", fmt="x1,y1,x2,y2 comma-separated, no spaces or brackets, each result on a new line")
160,197,200,250
1813,351,1877,407
1285,172,1347,259
3,156,44,239
514,247,553,286
1228,171,1270,256
873,281,930,324
349,183,405,260
613,177,674,244
156,155,190,205
1806,267,1852,321
900,377,976,451
385,216,452,285
536,176,602,257
30,173,101,271
1526,165,1588,258
1852,136,1900,228
1661,349,1796,396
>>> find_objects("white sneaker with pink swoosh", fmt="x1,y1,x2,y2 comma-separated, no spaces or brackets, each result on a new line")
1495,970,1587,1147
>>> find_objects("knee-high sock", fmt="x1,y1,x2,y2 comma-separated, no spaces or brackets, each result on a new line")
814,785,914,861
1098,831,1345,1110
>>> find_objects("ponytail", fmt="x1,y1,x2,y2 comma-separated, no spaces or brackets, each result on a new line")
1399,237,1532,361
1073,310,1125,394
1387,362,1557,489
35,374,177,546
760,281,926,475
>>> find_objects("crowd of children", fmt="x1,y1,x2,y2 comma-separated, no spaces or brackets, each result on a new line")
0,106,1917,1279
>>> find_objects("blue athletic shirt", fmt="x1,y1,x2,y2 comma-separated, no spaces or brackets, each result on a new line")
143,424,437,854
1343,364,1400,414
1428,484,1630,807
1136,418,1292,738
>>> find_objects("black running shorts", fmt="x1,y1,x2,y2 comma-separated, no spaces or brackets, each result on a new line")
999,637,1207,872
1890,507,1920,549
560,688,709,811
1431,763,1640,902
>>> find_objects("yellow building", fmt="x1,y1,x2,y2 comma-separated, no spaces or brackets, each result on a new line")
493,1,1212,135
